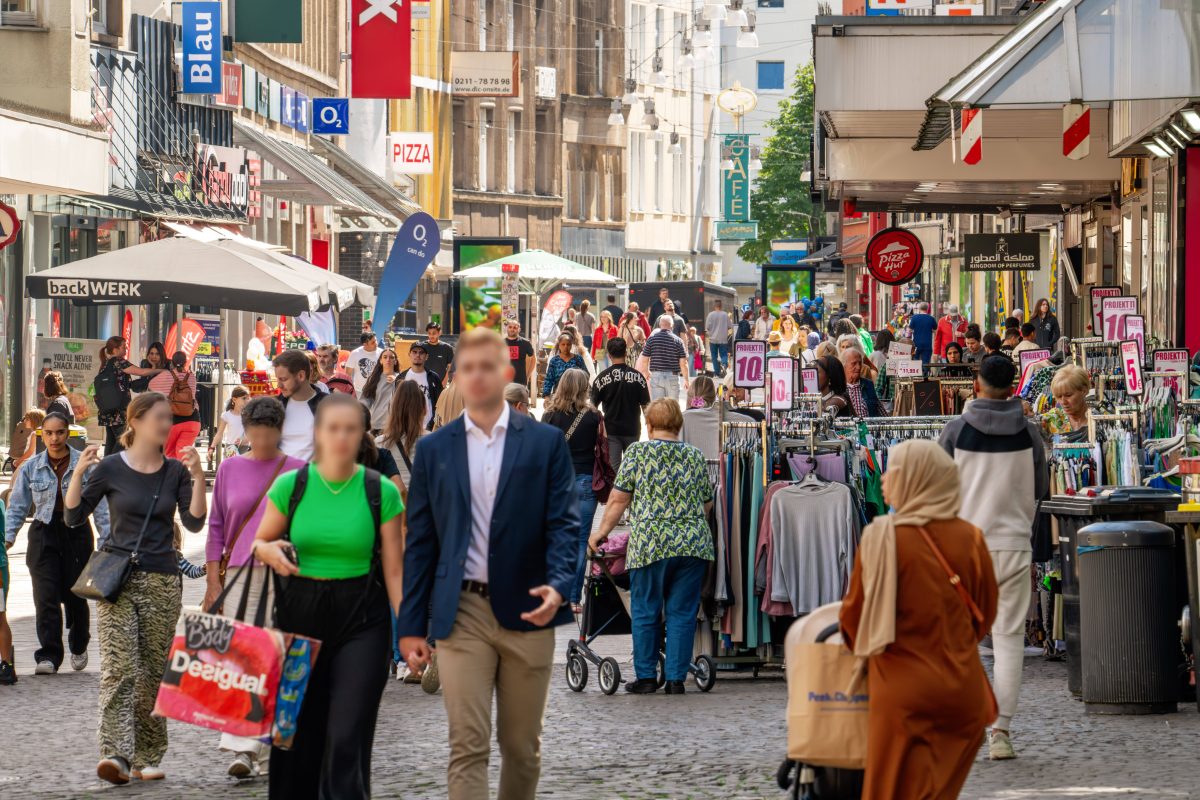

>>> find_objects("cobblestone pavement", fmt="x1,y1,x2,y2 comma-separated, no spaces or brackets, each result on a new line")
2,526,1199,799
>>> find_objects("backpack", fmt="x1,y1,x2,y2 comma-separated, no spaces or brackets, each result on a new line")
93,360,127,415
167,368,195,417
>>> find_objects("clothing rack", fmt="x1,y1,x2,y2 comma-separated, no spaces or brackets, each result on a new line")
832,415,956,431
720,419,769,487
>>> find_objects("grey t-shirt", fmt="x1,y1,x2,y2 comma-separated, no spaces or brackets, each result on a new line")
768,482,859,614
576,311,596,337
705,310,731,343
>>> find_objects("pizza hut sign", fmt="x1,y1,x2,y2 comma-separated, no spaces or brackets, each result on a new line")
865,227,924,286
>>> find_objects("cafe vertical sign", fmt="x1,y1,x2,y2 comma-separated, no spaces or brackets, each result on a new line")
723,134,751,223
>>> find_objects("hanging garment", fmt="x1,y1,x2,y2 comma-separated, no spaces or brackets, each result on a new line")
768,482,859,614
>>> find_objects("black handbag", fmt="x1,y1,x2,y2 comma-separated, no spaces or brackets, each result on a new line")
71,468,168,603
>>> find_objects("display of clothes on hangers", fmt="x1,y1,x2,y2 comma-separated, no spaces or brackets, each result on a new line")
1089,414,1140,487
1048,443,1100,495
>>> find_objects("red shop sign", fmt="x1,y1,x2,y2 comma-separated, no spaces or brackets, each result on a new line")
351,0,412,99
865,227,923,286
0,201,20,252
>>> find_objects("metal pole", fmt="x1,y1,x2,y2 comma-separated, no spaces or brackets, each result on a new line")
216,307,227,469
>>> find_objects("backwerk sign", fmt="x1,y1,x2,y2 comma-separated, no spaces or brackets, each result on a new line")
47,279,143,299
963,233,1041,272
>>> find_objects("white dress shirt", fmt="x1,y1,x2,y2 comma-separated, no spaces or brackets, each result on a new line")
462,402,511,583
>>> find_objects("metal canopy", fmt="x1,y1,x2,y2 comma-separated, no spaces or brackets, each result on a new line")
309,135,423,220
917,0,1200,150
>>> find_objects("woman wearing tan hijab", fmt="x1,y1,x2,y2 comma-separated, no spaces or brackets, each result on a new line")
840,440,998,800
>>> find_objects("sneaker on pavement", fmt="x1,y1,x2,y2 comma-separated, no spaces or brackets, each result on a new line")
421,652,440,694
0,660,16,685
97,756,131,785
988,730,1016,760
34,659,56,675
227,752,256,779
132,766,165,780
71,652,88,671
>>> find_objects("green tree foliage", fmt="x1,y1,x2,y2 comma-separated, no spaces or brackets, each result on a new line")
736,62,823,265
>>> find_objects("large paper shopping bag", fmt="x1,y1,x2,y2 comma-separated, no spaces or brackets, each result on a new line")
272,633,322,749
154,610,288,738
785,640,869,770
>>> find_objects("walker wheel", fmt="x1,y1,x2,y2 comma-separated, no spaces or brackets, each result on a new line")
694,654,716,693
656,656,667,688
565,652,588,692
598,657,621,695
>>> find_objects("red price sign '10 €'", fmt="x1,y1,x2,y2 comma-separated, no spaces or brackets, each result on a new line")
1120,340,1143,396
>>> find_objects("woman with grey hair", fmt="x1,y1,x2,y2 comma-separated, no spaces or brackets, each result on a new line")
203,395,306,778
542,369,602,609
504,382,531,415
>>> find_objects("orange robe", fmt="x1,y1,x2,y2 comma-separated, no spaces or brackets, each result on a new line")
840,519,999,800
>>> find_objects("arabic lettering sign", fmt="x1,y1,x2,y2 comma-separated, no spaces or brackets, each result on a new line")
963,233,1041,272
865,228,923,286
733,340,766,389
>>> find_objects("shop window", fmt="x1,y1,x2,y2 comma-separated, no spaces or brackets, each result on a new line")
1151,167,1172,343
0,0,36,26
757,61,786,92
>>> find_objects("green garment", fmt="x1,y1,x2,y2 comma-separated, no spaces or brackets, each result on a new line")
615,440,715,569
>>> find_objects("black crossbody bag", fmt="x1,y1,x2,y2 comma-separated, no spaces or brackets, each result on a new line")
72,468,169,602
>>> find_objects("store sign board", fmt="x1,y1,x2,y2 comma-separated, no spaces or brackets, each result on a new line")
800,367,819,395
351,0,413,99
196,144,249,211
889,359,923,378
715,221,758,240
312,99,350,135
234,0,302,43
411,0,431,19
216,63,243,108
722,134,751,223
293,92,309,134
181,2,222,94
35,337,106,441
888,341,913,358
390,132,434,175
865,227,923,286
0,201,20,252
963,233,1041,272
1153,349,1189,373
1018,349,1050,376
451,51,519,97
733,340,766,388
1089,286,1121,336
1121,340,1143,396
1124,315,1145,363
767,356,794,411
1100,295,1138,341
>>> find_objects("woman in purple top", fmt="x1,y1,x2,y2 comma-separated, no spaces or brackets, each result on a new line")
202,395,305,779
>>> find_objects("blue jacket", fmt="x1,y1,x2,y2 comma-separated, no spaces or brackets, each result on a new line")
5,448,111,546
859,378,886,418
398,410,579,641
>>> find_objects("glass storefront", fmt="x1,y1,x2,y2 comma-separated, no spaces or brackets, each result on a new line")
1151,166,1172,343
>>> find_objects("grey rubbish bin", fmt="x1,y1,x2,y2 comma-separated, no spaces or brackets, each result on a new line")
1078,521,1179,715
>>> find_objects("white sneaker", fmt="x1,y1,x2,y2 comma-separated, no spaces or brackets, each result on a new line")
227,752,256,779
34,659,56,675
70,652,88,671
988,730,1016,760
133,766,165,780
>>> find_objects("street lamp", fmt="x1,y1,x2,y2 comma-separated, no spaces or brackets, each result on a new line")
651,54,666,85
679,39,695,69
737,10,759,48
642,99,660,129
703,2,727,21
621,77,638,106
607,99,624,127
669,131,683,155
726,0,748,27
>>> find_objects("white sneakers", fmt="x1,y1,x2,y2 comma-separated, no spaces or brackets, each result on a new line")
988,729,1017,760
227,752,257,779
132,766,165,781
34,659,55,675
71,652,88,671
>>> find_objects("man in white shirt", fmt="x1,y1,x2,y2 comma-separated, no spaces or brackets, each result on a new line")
399,343,443,429
347,332,381,395
271,350,323,461
400,328,576,800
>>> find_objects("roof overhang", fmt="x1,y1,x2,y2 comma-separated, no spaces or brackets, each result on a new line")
0,108,110,196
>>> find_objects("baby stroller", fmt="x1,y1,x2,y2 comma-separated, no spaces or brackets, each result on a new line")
777,602,864,800
565,534,716,695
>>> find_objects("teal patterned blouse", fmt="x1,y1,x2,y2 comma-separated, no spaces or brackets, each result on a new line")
614,439,715,569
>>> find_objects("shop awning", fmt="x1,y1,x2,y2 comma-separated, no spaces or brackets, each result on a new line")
309,135,422,220
917,0,1200,150
232,121,398,224
0,108,109,196
454,249,619,296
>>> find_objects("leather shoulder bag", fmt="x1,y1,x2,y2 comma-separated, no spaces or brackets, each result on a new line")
72,466,169,602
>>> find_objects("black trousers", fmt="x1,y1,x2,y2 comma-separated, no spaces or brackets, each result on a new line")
26,518,94,668
104,424,125,455
270,574,391,800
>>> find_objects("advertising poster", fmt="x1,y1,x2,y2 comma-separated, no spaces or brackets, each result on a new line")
1089,286,1121,336
190,314,222,357
1100,296,1138,342
453,237,520,334
35,337,106,441
761,267,815,318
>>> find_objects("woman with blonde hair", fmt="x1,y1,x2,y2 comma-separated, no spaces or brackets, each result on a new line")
778,314,801,355
378,379,427,492
542,368,602,609
1049,364,1092,441
840,440,998,800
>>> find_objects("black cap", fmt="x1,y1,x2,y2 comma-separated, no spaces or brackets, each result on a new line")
426,321,441,331
409,342,428,354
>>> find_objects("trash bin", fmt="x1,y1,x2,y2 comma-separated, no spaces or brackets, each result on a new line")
1078,521,1178,715
1043,491,1182,696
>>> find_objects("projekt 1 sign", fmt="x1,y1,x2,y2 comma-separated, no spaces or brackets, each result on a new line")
733,340,766,389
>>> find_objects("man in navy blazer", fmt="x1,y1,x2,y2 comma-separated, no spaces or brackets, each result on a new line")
399,327,579,800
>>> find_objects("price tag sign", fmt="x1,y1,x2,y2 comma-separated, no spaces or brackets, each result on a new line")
1153,348,1188,394
1123,315,1145,363
889,359,923,378
1121,340,1143,396
1019,348,1050,375
767,356,795,412
1089,286,1121,336
733,340,766,388
800,367,819,394
1101,296,1138,342
888,341,913,358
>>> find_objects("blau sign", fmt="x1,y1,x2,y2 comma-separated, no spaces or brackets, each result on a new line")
181,2,222,94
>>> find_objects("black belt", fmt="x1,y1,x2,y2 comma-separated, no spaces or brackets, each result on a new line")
462,580,489,599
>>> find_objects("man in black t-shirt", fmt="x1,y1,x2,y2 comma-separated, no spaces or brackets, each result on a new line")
421,322,456,380
504,320,536,389
589,338,650,472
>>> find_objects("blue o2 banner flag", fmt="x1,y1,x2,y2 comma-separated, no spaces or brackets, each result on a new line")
182,2,222,94
374,212,439,338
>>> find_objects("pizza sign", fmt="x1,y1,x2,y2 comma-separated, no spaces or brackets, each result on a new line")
865,227,924,286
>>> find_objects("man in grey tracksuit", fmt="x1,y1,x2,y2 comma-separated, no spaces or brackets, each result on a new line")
939,354,1048,762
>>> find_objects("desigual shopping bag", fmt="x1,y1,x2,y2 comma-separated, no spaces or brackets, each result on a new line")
785,604,869,770
153,608,286,738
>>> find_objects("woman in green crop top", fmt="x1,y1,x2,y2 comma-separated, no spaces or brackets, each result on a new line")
251,393,403,799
